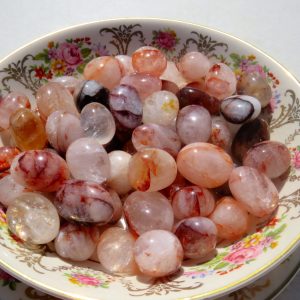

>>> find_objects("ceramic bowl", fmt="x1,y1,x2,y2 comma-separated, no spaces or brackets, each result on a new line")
0,18,299,300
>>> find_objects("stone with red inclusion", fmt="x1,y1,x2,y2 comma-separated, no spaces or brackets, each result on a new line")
133,229,183,277
209,196,249,240
124,191,174,235
132,46,167,77
0,147,20,171
128,148,177,192
10,150,69,192
55,222,99,261
174,217,217,259
55,179,114,224
171,186,215,220
229,166,279,217
243,141,291,178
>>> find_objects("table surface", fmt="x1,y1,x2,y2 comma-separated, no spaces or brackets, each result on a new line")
0,0,299,299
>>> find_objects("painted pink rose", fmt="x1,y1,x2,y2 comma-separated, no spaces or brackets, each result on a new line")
292,150,300,169
243,64,266,78
223,246,263,264
74,274,101,286
153,30,178,51
57,42,82,66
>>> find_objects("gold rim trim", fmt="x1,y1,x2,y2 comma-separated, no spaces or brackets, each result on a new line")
0,18,299,300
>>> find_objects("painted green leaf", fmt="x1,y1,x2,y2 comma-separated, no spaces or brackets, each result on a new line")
81,48,92,58
213,261,230,270
34,53,47,61
76,63,86,74
9,281,17,291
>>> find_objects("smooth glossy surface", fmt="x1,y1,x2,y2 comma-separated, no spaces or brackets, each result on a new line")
10,150,69,192
229,166,279,217
80,102,116,144
66,137,110,184
6,192,60,244
0,147,20,171
128,148,177,192
133,230,183,277
177,143,233,188
124,191,174,235
210,117,232,152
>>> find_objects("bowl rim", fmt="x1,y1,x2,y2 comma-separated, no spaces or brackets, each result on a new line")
0,17,300,300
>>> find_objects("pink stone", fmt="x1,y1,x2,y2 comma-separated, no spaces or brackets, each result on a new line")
209,196,249,240
97,227,138,274
0,147,20,171
124,191,174,235
128,148,177,192
229,166,279,217
66,137,110,184
210,117,232,152
83,56,122,90
51,76,82,94
174,217,217,259
55,223,99,261
46,110,84,153
10,150,69,192
243,141,291,178
178,52,210,81
160,61,188,89
133,230,183,277
107,189,123,223
171,186,215,220
116,55,134,76
176,105,212,145
55,179,114,224
177,143,234,188
132,123,181,157
0,92,31,130
36,82,78,120
120,73,162,100
205,63,237,100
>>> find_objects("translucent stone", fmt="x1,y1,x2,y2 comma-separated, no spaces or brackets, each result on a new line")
109,84,142,130
128,148,177,192
174,217,217,259
51,76,82,94
160,61,188,89
80,102,116,144
84,56,122,90
55,179,114,224
132,123,181,157
142,91,179,127
116,55,134,76
231,118,270,163
220,95,261,124
210,117,232,152
6,192,60,244
55,223,99,261
66,137,110,184
132,46,167,77
176,105,212,145
237,72,272,107
9,108,47,151
209,196,249,240
36,82,78,120
97,227,138,274
10,150,69,192
0,92,31,130
133,230,183,277
171,186,215,220
229,166,279,217
176,87,220,114
124,191,174,235
178,51,210,81
205,63,237,100
243,141,291,178
120,73,162,100
46,110,83,153
108,151,132,195
74,80,110,111
177,143,233,188
0,175,26,207
0,147,20,171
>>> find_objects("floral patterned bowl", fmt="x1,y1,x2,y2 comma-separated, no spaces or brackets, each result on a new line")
0,18,299,300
